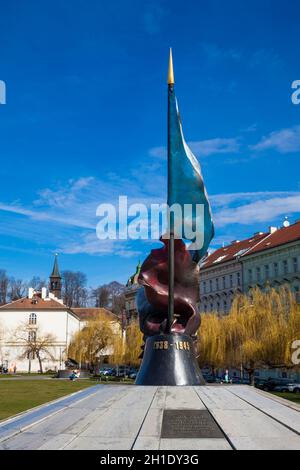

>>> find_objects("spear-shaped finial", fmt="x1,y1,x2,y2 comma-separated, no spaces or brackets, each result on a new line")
167,48,175,85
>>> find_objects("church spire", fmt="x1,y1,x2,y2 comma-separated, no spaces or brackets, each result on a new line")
49,254,62,299
51,253,61,277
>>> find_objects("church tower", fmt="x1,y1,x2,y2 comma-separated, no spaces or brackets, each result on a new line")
49,254,62,299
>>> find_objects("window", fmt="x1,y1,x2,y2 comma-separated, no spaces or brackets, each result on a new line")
237,272,241,286
217,302,220,312
210,303,213,311
283,260,288,275
203,281,206,293
222,276,226,289
256,267,261,282
209,280,213,292
28,330,36,342
223,300,227,312
293,258,298,273
204,304,207,313
229,274,233,288
248,269,252,283
216,278,219,290
264,265,269,279
274,262,278,277
29,313,37,325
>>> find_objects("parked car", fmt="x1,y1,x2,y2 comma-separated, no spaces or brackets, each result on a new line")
287,383,300,393
99,367,113,376
231,377,250,385
256,378,295,392
273,384,292,393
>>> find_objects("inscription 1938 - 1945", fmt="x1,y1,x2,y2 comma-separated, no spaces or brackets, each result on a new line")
161,410,225,439
153,340,190,351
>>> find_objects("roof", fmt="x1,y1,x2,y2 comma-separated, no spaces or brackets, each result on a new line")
201,220,300,270
245,220,300,257
71,307,119,322
0,296,67,311
201,232,268,269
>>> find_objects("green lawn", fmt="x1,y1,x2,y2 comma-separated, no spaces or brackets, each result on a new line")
0,379,96,421
271,391,300,405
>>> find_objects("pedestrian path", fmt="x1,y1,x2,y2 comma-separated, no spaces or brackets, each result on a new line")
0,385,299,450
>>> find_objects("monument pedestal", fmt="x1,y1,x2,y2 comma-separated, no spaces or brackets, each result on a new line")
135,332,205,385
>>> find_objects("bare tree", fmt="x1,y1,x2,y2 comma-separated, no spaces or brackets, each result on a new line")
9,277,26,301
14,324,57,373
112,293,126,317
92,286,110,308
29,276,46,291
0,270,9,305
61,270,87,308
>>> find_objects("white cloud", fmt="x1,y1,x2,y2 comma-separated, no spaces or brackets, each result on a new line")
142,4,165,35
200,43,242,62
214,193,300,227
149,137,240,159
252,125,300,153
149,146,167,159
189,138,240,157
61,232,141,258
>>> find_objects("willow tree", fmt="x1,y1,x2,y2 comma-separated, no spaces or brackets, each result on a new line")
197,313,226,377
68,313,114,371
123,320,143,367
110,330,125,365
224,287,300,384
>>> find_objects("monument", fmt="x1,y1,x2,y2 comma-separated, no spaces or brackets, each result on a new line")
135,50,214,385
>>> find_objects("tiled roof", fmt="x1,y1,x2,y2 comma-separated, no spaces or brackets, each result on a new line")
0,297,67,310
201,221,300,269
245,221,300,256
71,307,118,321
201,233,269,269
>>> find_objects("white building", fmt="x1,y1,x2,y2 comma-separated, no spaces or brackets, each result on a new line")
0,291,80,373
0,256,120,373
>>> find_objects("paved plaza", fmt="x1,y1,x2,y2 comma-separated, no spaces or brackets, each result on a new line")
0,384,299,450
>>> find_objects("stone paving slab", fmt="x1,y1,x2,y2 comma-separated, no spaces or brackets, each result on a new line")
0,384,299,450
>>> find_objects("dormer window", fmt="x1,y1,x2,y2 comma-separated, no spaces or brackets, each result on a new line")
29,313,37,325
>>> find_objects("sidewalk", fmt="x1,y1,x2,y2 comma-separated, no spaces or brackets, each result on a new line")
0,385,299,450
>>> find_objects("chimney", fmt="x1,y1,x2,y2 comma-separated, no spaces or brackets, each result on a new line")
41,287,47,299
28,287,34,299
269,226,277,234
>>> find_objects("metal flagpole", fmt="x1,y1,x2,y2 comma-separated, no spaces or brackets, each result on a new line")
167,48,175,333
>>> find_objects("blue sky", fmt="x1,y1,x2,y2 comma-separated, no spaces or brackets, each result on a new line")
0,0,300,287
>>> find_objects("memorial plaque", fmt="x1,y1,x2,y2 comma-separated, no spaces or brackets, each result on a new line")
161,410,225,439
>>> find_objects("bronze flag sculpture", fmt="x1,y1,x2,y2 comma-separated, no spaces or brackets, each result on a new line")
135,50,214,385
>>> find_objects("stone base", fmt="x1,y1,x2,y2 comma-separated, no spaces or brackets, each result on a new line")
135,333,205,386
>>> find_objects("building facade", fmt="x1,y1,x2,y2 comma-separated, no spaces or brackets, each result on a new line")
0,289,80,373
124,261,141,323
199,220,300,313
199,232,268,313
0,256,119,372
242,222,300,300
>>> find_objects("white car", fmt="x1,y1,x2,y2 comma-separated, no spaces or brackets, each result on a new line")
287,383,300,393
